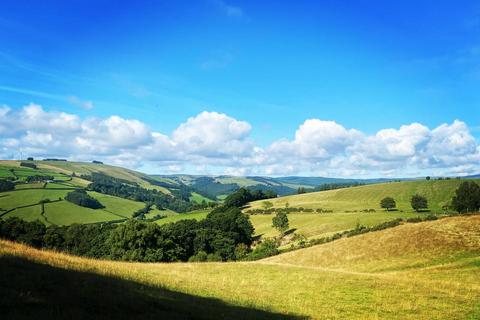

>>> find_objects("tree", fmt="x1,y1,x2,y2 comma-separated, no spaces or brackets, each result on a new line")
452,181,480,213
262,201,273,210
297,187,307,194
0,179,15,192
380,197,396,211
411,194,428,212
272,211,289,235
426,176,431,181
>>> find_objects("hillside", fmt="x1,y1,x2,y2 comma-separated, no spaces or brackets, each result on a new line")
247,179,476,212
0,160,191,225
1,215,479,319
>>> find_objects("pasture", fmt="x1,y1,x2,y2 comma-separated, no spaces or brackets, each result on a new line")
1,215,478,319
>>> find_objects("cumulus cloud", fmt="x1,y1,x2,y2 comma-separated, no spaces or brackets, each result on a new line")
0,103,479,177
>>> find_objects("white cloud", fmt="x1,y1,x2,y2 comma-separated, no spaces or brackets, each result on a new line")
0,103,479,177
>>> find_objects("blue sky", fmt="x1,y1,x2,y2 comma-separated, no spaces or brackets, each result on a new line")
1,1,479,177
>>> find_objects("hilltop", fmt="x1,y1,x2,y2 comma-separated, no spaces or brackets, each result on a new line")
1,215,479,319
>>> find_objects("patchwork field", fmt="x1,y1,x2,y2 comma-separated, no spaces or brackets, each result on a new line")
1,215,479,319
0,187,150,225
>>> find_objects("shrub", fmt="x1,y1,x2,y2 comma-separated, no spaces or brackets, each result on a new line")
188,251,208,262
247,238,279,260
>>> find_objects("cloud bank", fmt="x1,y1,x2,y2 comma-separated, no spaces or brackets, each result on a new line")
1,103,479,177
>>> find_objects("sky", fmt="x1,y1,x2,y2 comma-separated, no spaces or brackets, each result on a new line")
0,0,479,177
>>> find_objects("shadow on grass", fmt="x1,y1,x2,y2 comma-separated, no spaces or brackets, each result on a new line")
284,228,297,236
0,255,305,320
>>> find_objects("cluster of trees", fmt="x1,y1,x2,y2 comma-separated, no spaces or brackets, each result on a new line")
0,207,254,262
380,194,429,212
0,179,15,192
220,187,277,209
84,173,204,212
25,175,54,183
452,181,480,213
20,162,37,169
65,190,104,209
296,182,367,195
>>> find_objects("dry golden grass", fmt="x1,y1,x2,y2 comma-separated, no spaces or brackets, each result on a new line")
1,215,479,319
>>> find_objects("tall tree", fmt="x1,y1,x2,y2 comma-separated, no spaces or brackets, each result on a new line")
272,211,289,236
452,181,480,213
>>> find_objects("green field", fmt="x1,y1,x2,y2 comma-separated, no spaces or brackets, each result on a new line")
0,187,148,225
1,215,479,319
248,179,476,213
155,209,210,225
189,192,214,203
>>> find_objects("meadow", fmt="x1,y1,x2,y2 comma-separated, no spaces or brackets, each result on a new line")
1,215,479,319
247,179,476,212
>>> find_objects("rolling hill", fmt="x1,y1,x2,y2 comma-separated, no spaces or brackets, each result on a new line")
1,215,479,319
245,178,478,241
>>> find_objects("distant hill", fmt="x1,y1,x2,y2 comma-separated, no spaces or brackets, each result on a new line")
154,174,402,199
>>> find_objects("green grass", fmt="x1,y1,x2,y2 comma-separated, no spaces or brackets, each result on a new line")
250,211,426,239
248,179,477,213
1,215,479,319
0,188,148,225
42,201,122,225
87,191,145,218
189,192,214,203
155,209,210,225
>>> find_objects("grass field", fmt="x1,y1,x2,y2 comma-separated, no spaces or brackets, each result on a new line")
247,179,478,213
189,192,214,203
250,211,426,239
1,215,478,319
0,160,170,193
155,209,210,225
0,187,147,225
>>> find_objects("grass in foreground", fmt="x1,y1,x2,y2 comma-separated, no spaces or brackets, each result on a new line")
1,215,479,319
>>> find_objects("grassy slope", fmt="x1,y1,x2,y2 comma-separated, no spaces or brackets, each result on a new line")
155,209,210,225
0,187,147,225
248,179,477,212
251,211,425,239
189,192,214,203
1,215,479,319
0,160,171,193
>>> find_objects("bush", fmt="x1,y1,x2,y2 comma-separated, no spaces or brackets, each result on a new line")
188,251,208,262
246,238,279,260
65,190,104,209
